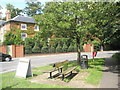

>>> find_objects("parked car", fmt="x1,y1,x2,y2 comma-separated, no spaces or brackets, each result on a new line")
0,52,12,62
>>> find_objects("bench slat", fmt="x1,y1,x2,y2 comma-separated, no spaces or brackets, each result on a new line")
54,60,69,67
62,66,77,75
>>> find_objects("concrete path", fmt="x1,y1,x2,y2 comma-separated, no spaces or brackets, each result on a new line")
99,58,119,88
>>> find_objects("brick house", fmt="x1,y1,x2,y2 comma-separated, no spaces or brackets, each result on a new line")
0,10,39,42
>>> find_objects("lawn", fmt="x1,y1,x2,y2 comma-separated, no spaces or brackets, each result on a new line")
1,58,104,89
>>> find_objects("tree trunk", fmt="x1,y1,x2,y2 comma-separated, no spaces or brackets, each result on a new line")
76,37,81,65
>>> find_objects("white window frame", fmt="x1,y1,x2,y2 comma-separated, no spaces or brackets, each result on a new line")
21,24,27,30
21,33,27,41
34,25,39,31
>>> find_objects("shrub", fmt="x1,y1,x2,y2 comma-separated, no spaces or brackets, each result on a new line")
68,43,74,52
62,42,68,53
32,41,41,53
25,38,35,54
49,46,56,53
112,52,120,65
41,43,49,53
74,44,77,52
92,41,100,51
25,45,32,54
3,31,23,45
56,43,63,53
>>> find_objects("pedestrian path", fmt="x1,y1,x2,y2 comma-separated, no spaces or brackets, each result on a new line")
99,58,119,88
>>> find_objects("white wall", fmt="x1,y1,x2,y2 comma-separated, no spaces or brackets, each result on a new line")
0,25,6,42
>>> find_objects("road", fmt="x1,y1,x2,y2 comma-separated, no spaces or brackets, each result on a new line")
0,51,119,74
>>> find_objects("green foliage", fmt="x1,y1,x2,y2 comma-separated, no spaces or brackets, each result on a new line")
25,45,32,54
49,38,60,48
3,31,24,45
41,43,49,53
25,38,35,54
32,41,41,53
49,45,56,53
3,31,15,45
34,2,91,62
56,43,63,53
113,52,120,60
24,1,42,16
62,42,68,53
92,41,100,51
6,3,23,18
112,52,120,65
88,2,120,49
74,44,77,52
67,43,74,52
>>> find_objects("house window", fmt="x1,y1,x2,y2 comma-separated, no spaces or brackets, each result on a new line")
21,24,27,30
21,33,27,41
34,25,39,31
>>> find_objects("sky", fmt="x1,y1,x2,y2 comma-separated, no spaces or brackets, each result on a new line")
0,0,52,17
0,0,119,17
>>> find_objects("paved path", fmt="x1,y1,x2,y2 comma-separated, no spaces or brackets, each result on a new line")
99,58,119,88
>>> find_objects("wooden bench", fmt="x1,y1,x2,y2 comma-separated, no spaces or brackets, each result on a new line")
61,66,77,80
44,60,77,80
44,60,69,78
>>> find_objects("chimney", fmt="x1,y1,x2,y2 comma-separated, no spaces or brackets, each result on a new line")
6,10,11,21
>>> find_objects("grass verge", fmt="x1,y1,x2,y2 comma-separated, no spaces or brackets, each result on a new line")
1,58,104,89
83,58,104,84
1,72,69,89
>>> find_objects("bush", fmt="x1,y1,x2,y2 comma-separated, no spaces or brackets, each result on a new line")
32,41,41,53
62,42,68,53
74,44,77,52
112,52,120,65
56,43,63,53
41,43,49,53
25,45,32,54
68,43,74,52
49,46,56,53
25,38,35,54
92,41,100,51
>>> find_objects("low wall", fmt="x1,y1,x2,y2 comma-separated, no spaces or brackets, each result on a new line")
0,45,24,58
83,44,94,52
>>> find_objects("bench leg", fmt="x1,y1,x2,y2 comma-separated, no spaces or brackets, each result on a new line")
60,68,62,73
70,71,72,75
49,72,52,78
62,74,64,80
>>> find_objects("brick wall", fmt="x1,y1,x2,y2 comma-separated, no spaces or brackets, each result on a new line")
10,22,35,30
12,45,16,58
15,45,24,57
0,45,7,54
83,44,94,52
0,45,24,58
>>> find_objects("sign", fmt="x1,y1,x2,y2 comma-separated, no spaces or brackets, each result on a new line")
15,58,33,78
92,51,97,57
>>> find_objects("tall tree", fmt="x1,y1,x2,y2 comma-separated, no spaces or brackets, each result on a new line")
24,1,43,16
87,2,120,51
6,3,23,18
34,2,92,64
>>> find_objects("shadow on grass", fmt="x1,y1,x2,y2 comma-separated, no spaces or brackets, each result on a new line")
65,72,78,82
2,83,18,90
33,74,38,77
